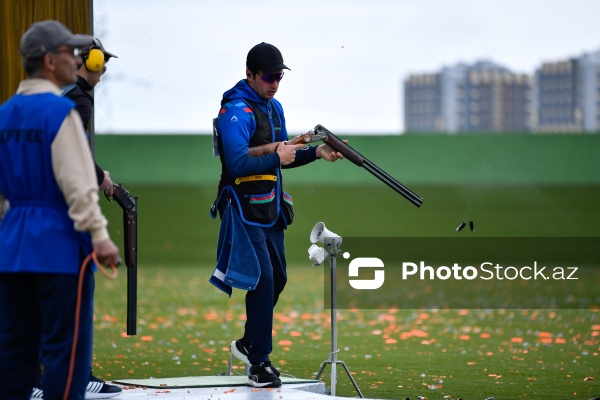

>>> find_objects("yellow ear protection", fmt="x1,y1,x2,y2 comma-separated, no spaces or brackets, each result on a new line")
85,38,105,73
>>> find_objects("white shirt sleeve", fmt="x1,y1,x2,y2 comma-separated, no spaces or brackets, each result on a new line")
51,109,109,243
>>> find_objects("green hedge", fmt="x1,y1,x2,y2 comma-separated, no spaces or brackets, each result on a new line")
95,133,600,266
95,133,600,185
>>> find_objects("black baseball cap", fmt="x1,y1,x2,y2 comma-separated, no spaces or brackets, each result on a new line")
246,42,290,74
73,34,119,61
20,20,94,59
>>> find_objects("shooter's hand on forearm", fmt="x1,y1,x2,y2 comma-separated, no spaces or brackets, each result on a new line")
94,238,121,267
316,143,345,162
277,142,307,165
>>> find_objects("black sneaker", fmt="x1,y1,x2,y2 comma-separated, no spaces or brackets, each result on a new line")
85,375,122,399
230,339,280,377
230,339,251,365
247,362,282,388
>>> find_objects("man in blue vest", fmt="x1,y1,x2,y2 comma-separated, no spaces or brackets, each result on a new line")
211,42,343,388
0,20,121,400
29,34,123,400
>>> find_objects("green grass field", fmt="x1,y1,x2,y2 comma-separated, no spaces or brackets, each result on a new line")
91,183,600,399
93,265,599,400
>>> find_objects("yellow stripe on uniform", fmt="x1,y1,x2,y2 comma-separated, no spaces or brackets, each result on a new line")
234,175,278,185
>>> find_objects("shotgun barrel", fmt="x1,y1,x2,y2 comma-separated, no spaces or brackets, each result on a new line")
244,123,424,207
313,124,423,207
110,184,138,335
123,197,137,335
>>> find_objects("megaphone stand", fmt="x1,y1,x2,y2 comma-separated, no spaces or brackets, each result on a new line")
314,240,364,398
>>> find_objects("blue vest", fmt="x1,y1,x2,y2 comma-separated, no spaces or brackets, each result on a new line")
0,91,93,274
214,99,294,228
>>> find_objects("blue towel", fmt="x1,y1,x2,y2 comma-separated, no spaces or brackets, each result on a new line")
209,203,261,296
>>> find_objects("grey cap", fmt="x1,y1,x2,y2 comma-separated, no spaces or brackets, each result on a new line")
20,20,94,59
72,34,118,60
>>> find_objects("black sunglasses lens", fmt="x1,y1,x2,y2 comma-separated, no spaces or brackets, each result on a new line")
262,72,283,83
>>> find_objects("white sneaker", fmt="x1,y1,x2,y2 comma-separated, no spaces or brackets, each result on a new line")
30,387,44,400
85,376,122,399
29,377,122,400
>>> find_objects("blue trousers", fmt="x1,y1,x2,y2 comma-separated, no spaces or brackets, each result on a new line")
242,222,287,365
0,269,94,400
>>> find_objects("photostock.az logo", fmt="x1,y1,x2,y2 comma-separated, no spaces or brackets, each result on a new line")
348,257,385,290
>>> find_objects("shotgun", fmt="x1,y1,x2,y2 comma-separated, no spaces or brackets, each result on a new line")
248,125,423,207
106,183,138,335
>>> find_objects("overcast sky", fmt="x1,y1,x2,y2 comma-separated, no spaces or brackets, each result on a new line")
92,0,600,135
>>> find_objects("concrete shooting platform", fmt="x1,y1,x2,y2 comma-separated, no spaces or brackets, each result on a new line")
112,375,380,400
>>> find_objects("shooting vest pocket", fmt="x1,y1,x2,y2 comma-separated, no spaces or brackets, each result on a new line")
237,179,278,224
235,180,294,226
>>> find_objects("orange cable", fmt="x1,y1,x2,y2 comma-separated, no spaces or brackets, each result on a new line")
62,252,117,400
93,252,118,280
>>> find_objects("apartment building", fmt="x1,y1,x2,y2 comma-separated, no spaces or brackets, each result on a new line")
403,73,443,132
535,50,600,133
404,61,533,133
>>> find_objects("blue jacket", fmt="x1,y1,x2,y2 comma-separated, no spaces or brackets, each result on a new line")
214,80,317,227
0,92,93,274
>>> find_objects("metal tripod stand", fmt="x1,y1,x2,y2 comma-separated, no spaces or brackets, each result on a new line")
315,241,363,398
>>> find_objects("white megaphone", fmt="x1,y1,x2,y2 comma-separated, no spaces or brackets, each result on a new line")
310,222,342,247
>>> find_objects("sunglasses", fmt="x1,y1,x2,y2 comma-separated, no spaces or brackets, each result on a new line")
52,47,82,57
260,71,284,84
